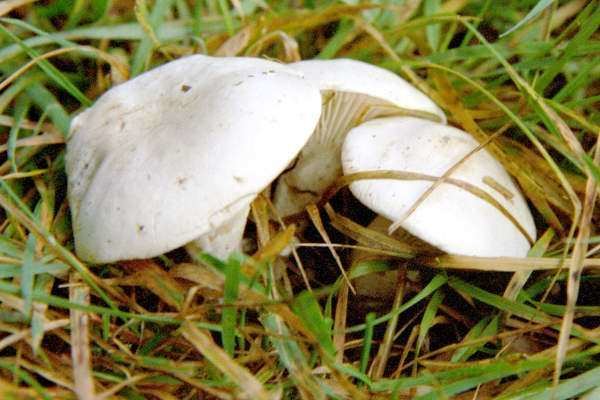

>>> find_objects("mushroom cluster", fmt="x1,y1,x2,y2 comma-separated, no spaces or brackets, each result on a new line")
66,54,536,267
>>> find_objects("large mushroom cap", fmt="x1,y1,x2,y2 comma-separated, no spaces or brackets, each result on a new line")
273,58,446,218
341,116,536,258
67,55,321,263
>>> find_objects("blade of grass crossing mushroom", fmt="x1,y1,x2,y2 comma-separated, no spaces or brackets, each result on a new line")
555,139,600,384
462,20,584,260
429,70,573,223
69,273,95,400
306,204,356,294
222,256,241,357
407,60,579,227
180,320,273,400
388,124,507,234
336,171,535,245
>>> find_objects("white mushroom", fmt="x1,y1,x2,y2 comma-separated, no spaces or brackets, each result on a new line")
66,55,321,263
341,116,536,258
273,58,446,217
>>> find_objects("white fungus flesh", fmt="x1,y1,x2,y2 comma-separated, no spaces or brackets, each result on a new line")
273,58,446,217
66,55,321,263
341,116,536,258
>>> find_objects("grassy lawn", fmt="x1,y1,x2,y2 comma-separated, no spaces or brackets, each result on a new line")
0,0,598,398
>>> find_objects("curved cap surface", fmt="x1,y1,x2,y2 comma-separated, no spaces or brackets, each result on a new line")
341,117,536,257
67,55,321,263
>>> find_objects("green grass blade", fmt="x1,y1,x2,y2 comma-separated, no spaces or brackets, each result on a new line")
416,288,445,357
448,277,552,324
217,0,235,36
0,23,91,106
222,256,241,356
347,274,447,333
25,82,71,137
21,234,37,319
292,290,335,357
7,94,31,172
131,0,175,76
535,5,600,93
360,312,376,375
522,364,600,400
500,0,555,38
424,0,441,51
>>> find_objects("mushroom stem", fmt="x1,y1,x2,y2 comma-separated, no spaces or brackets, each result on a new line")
273,91,383,217
186,205,251,260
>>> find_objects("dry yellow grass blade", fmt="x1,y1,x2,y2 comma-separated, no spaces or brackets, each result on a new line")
252,225,296,264
371,269,407,380
327,170,535,245
171,263,316,341
69,274,95,400
251,195,273,249
0,0,37,16
324,204,417,257
388,124,508,234
0,113,60,134
180,320,275,400
215,25,255,56
422,254,600,272
306,204,355,294
0,318,68,353
117,260,186,310
0,46,128,94
555,137,600,384
333,282,348,364
246,31,301,62
0,377,47,400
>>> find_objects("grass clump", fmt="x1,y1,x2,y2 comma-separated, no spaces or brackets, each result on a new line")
0,0,598,399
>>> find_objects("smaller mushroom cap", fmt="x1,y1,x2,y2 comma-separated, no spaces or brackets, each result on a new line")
341,117,536,258
67,55,321,263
